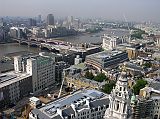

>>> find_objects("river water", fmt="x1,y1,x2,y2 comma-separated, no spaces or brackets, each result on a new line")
0,29,129,59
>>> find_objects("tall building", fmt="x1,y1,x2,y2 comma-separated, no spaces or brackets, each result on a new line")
0,18,4,27
47,14,54,26
0,27,5,41
66,16,74,28
10,27,23,39
38,15,42,23
154,35,160,47
104,71,131,119
14,55,55,93
29,18,37,27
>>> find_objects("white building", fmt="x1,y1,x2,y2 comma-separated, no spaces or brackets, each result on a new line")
155,36,160,47
102,35,118,50
29,97,41,107
104,71,131,119
74,55,82,65
29,89,109,119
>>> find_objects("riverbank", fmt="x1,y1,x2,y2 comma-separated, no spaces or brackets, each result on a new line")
0,40,16,44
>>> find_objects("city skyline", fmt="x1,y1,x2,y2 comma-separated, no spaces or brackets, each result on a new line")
0,0,160,22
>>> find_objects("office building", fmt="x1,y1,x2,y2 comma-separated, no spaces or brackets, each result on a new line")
0,18,4,27
10,27,23,39
38,15,42,23
102,34,123,50
85,50,128,71
0,53,56,108
29,18,37,27
29,89,109,119
47,14,54,26
39,52,70,82
65,73,106,90
104,71,131,119
14,54,55,93
55,61,69,82
0,71,32,108
74,55,82,65
154,35,160,47
0,27,5,42
131,86,160,119
73,18,80,30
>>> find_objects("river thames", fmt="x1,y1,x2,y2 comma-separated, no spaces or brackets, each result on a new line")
0,28,129,59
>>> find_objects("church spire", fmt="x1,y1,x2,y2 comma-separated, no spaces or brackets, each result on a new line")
104,71,131,119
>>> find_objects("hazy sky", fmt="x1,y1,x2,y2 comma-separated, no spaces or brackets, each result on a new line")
0,0,160,22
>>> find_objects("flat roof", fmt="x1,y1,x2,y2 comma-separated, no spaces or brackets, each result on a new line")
0,71,31,88
86,50,124,61
38,90,106,118
30,97,40,102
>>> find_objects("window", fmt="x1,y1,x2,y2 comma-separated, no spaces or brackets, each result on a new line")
120,87,122,91
101,107,103,110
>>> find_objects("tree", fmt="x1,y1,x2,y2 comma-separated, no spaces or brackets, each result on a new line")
93,73,108,82
143,62,152,68
131,29,148,39
84,71,94,80
133,79,148,95
102,81,116,94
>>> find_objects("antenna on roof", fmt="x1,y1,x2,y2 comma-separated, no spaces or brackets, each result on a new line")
123,14,132,44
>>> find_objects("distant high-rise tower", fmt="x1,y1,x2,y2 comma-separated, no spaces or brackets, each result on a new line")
0,18,4,27
47,14,54,26
38,15,42,23
29,18,37,26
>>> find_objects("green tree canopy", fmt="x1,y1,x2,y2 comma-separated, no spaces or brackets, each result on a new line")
102,81,116,94
133,79,148,95
84,71,94,80
143,62,152,68
93,73,108,82
131,29,148,39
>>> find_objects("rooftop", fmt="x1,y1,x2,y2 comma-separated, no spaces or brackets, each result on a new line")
0,71,31,88
86,50,124,61
35,89,106,118
69,63,87,70
30,97,40,102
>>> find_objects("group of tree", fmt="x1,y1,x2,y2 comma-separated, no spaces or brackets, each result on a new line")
143,62,152,68
133,79,148,95
131,29,148,39
94,73,108,82
102,80,116,94
85,27,102,33
84,71,94,80
84,71,108,82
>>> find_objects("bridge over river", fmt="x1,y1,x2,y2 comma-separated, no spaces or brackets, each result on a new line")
12,38,91,52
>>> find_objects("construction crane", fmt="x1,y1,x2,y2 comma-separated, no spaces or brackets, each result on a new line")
58,76,65,98
123,14,132,44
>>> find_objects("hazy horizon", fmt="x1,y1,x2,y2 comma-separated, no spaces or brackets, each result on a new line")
1,0,160,22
